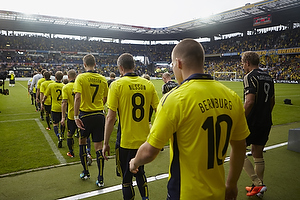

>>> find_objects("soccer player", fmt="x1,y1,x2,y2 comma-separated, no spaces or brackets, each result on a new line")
28,72,37,106
107,72,116,87
129,39,249,200
42,71,65,148
8,71,15,87
36,69,47,120
40,71,55,130
61,69,77,158
241,51,275,198
161,72,178,94
73,54,108,187
103,53,159,200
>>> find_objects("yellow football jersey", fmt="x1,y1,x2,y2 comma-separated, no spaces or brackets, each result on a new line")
62,81,75,120
45,81,64,112
107,73,159,149
73,71,108,112
40,80,55,106
147,74,250,200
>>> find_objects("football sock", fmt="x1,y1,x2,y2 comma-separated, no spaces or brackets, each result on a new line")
122,182,135,200
87,137,91,153
53,126,59,139
136,173,149,199
96,150,104,180
60,124,65,137
79,144,88,173
67,136,74,153
254,157,265,183
46,115,50,128
243,157,262,186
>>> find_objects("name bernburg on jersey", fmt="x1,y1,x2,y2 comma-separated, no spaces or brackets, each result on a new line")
128,84,146,90
198,98,232,113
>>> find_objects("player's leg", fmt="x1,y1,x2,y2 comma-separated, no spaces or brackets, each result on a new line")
52,112,62,148
252,144,265,183
45,105,51,130
92,113,105,187
79,136,89,179
119,148,135,200
135,165,149,200
87,137,92,165
79,113,90,179
66,119,76,157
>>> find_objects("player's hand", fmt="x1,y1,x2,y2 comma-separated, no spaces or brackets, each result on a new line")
102,144,110,160
61,118,65,126
129,158,139,174
75,118,85,130
36,98,40,103
225,184,238,200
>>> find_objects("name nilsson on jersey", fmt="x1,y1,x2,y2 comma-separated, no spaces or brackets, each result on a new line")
128,84,146,90
198,98,232,113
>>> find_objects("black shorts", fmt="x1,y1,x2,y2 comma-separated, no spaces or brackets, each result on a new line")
44,105,51,114
116,147,145,183
246,125,271,146
79,111,105,142
51,111,62,125
67,118,77,135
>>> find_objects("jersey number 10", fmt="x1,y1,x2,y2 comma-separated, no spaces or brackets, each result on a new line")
202,114,232,169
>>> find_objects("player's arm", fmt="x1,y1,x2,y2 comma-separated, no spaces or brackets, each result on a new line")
244,93,255,117
225,139,247,200
103,108,116,160
129,142,161,174
103,96,107,105
61,99,67,126
74,92,84,130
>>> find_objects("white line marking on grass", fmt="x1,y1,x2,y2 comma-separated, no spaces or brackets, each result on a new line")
35,119,66,164
59,143,287,200
17,82,28,90
58,174,169,200
0,118,37,123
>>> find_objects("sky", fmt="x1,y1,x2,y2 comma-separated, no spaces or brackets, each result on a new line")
1,0,261,28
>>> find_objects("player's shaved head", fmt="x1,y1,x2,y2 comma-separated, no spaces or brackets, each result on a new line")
172,38,205,69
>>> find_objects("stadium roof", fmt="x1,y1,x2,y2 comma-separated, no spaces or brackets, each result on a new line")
0,0,299,41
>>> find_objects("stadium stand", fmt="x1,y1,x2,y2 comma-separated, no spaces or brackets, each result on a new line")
0,27,299,82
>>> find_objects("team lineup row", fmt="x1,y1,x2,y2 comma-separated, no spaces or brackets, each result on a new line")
27,39,274,200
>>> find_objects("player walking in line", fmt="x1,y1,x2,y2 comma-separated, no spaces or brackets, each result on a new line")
40,71,55,131
28,72,37,106
42,71,65,148
103,53,159,200
73,54,108,187
61,69,77,158
37,69,47,120
161,72,178,95
129,39,249,200
241,51,275,198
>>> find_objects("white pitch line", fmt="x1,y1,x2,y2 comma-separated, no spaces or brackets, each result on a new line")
58,174,169,200
35,119,66,164
0,118,37,123
59,142,287,200
17,82,28,90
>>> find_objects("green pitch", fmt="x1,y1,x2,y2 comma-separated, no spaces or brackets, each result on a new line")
0,79,300,200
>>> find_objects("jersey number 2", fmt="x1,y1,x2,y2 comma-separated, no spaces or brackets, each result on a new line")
202,114,232,169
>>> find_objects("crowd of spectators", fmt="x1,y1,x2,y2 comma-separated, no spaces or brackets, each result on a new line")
0,27,299,82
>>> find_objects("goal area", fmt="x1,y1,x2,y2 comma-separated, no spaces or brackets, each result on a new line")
213,72,237,81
